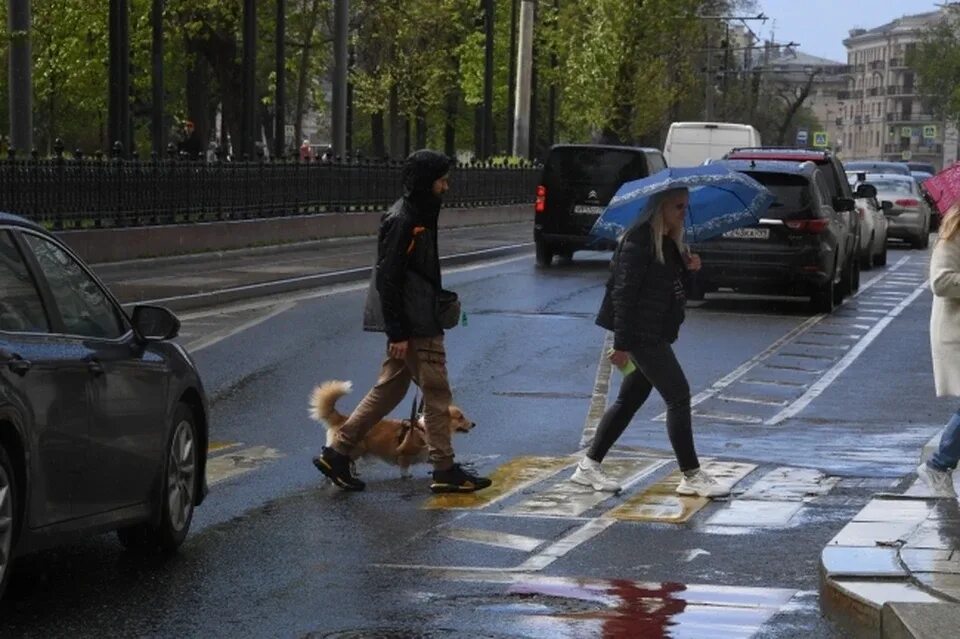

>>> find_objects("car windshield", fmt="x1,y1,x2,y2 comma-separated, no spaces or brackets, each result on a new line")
868,179,915,194
744,172,812,217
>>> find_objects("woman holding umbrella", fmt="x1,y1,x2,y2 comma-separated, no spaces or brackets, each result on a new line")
917,203,960,497
570,187,729,497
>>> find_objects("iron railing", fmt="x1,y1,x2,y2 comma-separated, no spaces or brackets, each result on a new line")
0,142,541,230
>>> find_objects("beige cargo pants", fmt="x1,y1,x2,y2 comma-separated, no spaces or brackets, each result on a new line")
331,335,455,471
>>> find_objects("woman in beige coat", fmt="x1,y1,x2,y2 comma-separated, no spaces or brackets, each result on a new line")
918,204,960,497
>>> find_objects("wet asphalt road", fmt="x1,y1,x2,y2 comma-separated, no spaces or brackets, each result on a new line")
0,244,947,638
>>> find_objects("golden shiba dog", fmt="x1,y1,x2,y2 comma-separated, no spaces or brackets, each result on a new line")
309,380,476,478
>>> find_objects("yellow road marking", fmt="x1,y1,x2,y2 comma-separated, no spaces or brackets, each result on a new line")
608,461,756,523
207,445,285,486
423,456,575,510
208,441,243,453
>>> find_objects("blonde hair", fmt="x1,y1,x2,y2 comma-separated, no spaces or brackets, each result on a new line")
648,188,688,263
941,203,960,243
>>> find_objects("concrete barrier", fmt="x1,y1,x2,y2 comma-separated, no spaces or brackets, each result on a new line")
57,203,531,264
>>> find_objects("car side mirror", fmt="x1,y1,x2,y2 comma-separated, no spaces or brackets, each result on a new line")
132,305,180,341
855,184,877,198
833,196,856,212
881,200,894,212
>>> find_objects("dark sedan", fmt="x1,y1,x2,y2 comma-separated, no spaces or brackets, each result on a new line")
0,213,208,599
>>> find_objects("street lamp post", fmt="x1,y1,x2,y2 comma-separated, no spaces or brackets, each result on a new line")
109,0,131,156
151,0,164,156
274,0,286,159
241,0,256,159
8,0,32,153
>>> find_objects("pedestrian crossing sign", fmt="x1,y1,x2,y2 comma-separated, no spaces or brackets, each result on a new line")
924,125,938,139
812,132,828,148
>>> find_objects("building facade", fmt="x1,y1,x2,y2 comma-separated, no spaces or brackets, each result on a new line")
839,9,955,170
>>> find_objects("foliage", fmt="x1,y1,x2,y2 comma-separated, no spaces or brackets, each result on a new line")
910,16,960,126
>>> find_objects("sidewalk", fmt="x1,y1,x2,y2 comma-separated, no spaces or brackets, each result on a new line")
821,430,960,637
91,221,532,312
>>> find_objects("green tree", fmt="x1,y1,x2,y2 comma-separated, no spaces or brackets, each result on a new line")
910,15,960,126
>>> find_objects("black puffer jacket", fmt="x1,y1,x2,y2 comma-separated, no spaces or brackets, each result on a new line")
363,150,452,341
596,224,689,349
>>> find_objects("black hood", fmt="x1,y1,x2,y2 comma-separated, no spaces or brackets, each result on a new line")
403,150,451,195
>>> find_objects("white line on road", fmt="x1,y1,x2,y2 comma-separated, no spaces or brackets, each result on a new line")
186,302,295,352
579,332,615,448
766,278,930,425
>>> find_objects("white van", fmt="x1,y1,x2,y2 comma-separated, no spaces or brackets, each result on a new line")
663,122,762,167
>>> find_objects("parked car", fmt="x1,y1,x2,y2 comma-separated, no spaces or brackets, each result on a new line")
534,144,667,266
0,213,209,599
912,171,939,230
848,181,890,268
855,173,933,248
724,147,860,291
690,160,858,313
663,122,761,167
843,160,911,176
907,161,937,175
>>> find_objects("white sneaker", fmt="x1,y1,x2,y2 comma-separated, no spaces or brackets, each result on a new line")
570,458,621,492
917,463,957,498
676,469,730,498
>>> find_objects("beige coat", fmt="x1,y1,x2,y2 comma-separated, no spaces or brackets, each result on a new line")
930,236,960,397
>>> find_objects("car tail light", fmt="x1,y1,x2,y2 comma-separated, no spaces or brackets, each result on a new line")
535,185,546,213
784,219,830,233
856,206,866,220
895,198,920,208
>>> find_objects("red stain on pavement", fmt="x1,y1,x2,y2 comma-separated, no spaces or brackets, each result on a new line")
509,579,687,638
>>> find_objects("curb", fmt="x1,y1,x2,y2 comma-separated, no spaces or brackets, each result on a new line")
122,242,533,313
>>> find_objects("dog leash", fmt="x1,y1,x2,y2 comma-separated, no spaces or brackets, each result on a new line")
398,389,425,445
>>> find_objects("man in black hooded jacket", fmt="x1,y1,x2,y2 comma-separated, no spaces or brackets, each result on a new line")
313,149,492,494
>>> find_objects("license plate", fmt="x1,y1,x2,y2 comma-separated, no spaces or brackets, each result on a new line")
723,227,770,240
573,205,605,215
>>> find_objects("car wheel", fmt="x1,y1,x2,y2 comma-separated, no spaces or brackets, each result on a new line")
874,242,888,267
852,256,861,291
921,228,931,250
860,233,874,270
0,445,17,600
117,403,197,554
535,240,554,268
812,278,836,314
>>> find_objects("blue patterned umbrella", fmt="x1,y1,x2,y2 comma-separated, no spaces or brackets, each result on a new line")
590,164,775,243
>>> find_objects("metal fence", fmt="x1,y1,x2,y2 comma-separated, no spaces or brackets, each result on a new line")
0,143,541,230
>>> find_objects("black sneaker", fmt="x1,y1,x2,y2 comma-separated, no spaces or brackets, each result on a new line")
430,463,492,494
313,447,366,491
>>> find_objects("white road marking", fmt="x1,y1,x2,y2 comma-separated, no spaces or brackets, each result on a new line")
579,332,615,447
655,313,825,422
692,410,765,424
186,302,295,352
441,528,545,552
684,548,711,562
516,517,617,571
766,278,930,425
717,395,789,407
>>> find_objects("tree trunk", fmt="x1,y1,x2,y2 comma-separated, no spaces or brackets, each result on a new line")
294,0,323,148
415,109,427,149
775,71,820,145
371,111,386,159
389,85,402,159
444,90,458,157
186,44,214,150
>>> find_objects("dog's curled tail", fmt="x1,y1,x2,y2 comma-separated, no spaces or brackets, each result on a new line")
309,380,353,427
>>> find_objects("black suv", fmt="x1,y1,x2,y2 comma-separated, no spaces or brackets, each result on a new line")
690,160,857,313
725,147,861,291
533,144,667,266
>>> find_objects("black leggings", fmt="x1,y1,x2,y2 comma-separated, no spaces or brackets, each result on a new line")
588,341,700,472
